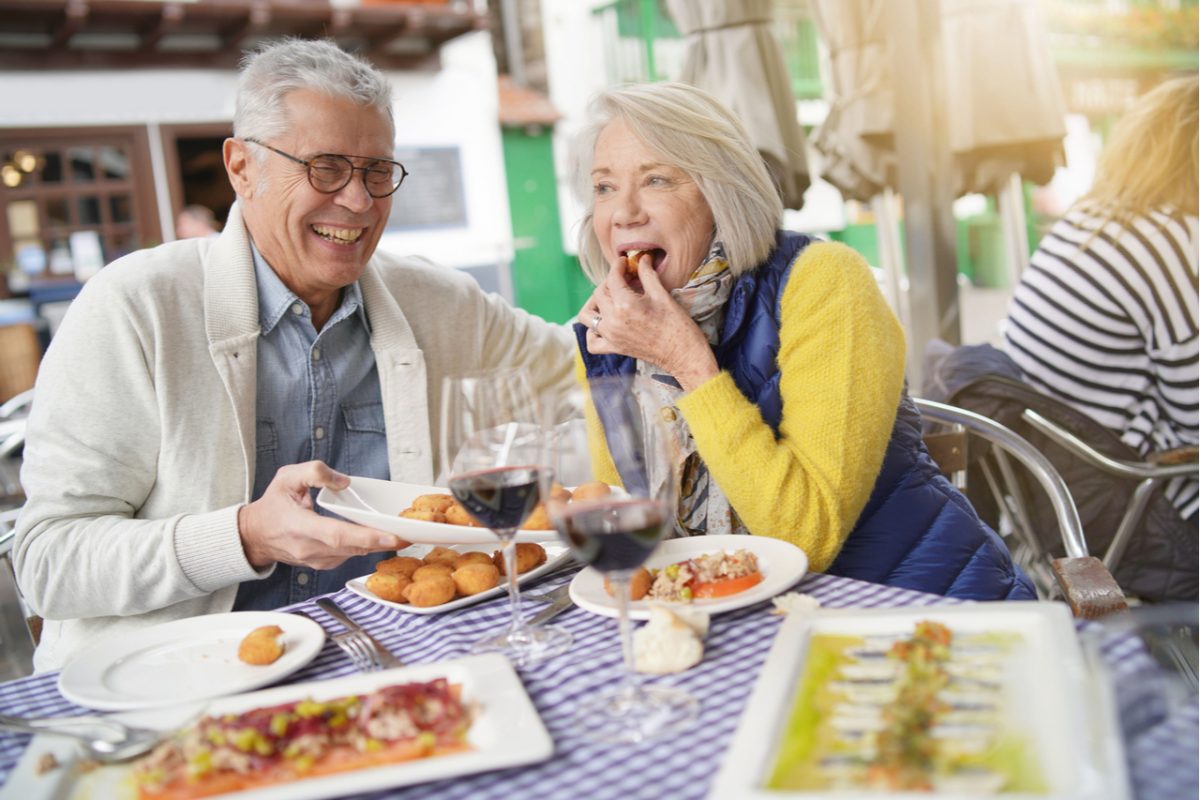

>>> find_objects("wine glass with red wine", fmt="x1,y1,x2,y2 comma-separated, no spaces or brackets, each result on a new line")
440,368,572,665
544,375,698,743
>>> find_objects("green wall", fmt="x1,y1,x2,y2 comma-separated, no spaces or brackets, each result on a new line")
501,126,593,323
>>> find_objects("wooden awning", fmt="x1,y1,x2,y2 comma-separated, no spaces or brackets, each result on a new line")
0,0,487,70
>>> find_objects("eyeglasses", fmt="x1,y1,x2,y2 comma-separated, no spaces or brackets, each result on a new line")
244,138,408,198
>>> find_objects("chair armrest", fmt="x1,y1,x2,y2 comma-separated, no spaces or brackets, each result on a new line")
1051,556,1128,619
1148,446,1199,467
1023,409,1197,479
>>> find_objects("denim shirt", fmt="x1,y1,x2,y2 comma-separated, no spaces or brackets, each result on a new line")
233,246,390,611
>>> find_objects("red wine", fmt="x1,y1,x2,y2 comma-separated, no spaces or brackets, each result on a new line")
555,499,666,572
448,466,545,531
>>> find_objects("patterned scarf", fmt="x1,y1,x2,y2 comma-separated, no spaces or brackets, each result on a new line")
636,241,747,537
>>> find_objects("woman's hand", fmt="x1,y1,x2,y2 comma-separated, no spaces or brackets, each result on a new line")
581,254,719,392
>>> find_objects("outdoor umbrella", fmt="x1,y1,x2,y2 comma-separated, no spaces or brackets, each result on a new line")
666,0,811,209
808,0,894,202
810,0,1066,200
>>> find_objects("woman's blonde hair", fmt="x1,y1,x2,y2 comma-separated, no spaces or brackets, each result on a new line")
572,82,783,285
1082,73,1198,220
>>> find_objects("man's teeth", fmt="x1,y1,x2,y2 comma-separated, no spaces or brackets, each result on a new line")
312,225,363,244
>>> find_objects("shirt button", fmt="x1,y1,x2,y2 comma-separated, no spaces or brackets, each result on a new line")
296,572,310,586
660,407,677,422
291,303,303,315
314,426,326,440
312,347,321,362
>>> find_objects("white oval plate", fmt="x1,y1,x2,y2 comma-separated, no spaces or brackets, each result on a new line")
58,611,326,711
346,542,573,615
317,477,561,545
568,535,808,621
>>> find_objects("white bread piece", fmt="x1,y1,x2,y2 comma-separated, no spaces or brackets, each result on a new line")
633,606,706,674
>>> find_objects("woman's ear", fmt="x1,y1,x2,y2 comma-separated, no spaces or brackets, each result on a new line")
223,138,254,199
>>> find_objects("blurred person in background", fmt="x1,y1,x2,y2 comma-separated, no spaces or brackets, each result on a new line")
1004,74,1198,523
572,82,1034,601
14,38,573,671
175,204,221,239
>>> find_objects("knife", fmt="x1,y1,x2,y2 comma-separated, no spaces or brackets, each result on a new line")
526,592,575,626
314,597,404,669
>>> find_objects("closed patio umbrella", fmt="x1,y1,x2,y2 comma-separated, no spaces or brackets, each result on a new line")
666,0,811,209
810,0,1066,200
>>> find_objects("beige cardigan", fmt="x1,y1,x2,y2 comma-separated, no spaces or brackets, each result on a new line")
14,204,574,671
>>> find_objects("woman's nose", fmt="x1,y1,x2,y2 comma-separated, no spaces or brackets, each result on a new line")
611,189,646,226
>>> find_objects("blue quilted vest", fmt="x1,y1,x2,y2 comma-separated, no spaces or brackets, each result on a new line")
577,231,1035,601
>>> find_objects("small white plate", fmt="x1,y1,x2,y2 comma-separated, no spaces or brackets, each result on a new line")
708,603,1129,800
57,611,325,712
346,542,573,615
568,535,807,621
317,477,561,545
13,654,553,800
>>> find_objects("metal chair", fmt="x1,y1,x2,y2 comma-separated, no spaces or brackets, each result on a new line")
915,397,1127,619
922,342,1198,603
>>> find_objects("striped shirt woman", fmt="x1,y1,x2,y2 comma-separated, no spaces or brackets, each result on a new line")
1004,205,1198,518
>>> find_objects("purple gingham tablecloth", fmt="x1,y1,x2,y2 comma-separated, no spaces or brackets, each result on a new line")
0,572,1194,799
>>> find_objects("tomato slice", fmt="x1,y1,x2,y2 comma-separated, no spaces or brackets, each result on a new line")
691,571,763,599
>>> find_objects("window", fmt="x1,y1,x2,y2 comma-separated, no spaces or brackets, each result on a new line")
0,128,159,282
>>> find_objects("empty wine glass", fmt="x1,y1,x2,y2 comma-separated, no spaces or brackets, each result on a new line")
544,375,698,743
440,368,572,666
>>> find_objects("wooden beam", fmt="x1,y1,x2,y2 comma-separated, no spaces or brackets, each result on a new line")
139,2,185,52
50,0,88,49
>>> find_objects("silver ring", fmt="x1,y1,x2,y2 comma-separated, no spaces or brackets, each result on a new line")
590,313,602,333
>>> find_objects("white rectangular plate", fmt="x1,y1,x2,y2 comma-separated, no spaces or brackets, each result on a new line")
317,477,561,545
709,603,1129,800
346,542,572,615
9,654,553,800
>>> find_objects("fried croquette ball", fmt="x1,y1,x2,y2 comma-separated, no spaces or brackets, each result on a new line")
625,249,648,278
410,493,456,513
493,542,547,575
571,480,612,503
456,551,494,567
521,503,553,530
422,546,462,568
451,562,501,596
399,508,446,523
403,574,457,607
605,567,653,601
548,483,572,503
366,572,411,603
376,555,422,578
412,563,454,582
443,502,481,527
237,625,285,666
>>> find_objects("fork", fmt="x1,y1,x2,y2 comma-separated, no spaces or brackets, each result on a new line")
338,483,386,516
315,597,403,672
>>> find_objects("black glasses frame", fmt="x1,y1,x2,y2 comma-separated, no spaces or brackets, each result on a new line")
244,138,408,198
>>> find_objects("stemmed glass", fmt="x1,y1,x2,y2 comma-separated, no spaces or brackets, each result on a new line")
440,368,572,666
544,375,698,743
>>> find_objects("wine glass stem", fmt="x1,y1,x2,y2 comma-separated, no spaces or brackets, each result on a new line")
611,573,642,699
499,533,525,635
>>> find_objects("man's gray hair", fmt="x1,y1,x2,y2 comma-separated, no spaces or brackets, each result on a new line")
233,38,394,144
572,82,782,284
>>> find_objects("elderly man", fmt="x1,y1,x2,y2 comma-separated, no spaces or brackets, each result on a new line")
13,40,574,671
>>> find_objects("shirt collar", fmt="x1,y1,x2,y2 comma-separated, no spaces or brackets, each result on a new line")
251,242,369,335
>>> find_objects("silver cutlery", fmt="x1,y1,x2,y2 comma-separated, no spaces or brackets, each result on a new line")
315,597,403,672
0,713,175,763
524,582,575,626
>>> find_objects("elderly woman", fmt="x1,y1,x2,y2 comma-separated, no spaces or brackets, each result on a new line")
574,82,1033,600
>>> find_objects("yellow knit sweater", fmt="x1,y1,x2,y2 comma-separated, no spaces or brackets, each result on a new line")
579,241,906,572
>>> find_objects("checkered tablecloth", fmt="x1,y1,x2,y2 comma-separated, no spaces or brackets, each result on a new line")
0,572,1194,799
